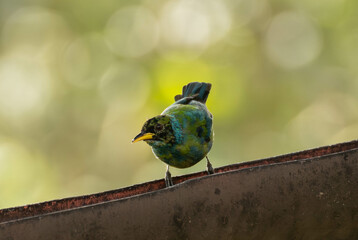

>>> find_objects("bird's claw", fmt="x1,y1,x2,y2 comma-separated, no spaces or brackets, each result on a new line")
165,166,173,187
206,156,214,174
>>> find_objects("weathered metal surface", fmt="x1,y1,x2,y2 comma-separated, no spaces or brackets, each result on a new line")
0,140,357,239
1,140,358,224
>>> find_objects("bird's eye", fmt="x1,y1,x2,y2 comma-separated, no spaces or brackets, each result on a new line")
155,124,163,131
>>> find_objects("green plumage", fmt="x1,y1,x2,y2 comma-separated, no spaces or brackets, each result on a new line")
133,82,213,170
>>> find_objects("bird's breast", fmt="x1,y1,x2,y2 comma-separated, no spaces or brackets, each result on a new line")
152,133,213,168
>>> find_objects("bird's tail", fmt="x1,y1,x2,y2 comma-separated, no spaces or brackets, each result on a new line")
174,82,212,104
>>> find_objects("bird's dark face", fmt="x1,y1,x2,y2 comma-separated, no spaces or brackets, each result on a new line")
132,115,176,146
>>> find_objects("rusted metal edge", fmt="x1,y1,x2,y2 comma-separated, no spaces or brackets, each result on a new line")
0,139,357,223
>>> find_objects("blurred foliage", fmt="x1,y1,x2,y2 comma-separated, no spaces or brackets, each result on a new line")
0,0,358,208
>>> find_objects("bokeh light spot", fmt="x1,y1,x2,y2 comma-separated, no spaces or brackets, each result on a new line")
61,34,114,88
0,55,51,120
161,0,210,47
286,94,352,147
105,6,159,58
228,0,270,26
160,0,231,53
265,12,322,69
61,38,91,87
99,62,150,113
2,6,69,52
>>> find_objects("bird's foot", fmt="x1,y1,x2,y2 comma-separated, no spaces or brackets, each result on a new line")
165,166,174,187
206,156,214,174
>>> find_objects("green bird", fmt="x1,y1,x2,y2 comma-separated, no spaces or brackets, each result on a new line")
132,82,214,187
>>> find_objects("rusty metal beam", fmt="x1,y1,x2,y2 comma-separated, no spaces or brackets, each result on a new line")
0,140,358,239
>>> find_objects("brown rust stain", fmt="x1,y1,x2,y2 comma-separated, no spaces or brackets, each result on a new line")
1,139,357,223
0,180,167,223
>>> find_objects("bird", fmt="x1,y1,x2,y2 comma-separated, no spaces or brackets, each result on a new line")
132,82,214,187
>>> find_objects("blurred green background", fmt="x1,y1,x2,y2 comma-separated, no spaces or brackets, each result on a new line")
0,0,358,209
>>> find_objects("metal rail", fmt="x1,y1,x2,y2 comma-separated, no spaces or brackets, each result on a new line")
1,140,357,239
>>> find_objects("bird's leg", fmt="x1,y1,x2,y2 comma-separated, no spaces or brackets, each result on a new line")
206,156,214,174
165,165,174,187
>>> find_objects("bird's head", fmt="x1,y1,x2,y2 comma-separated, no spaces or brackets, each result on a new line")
132,115,176,147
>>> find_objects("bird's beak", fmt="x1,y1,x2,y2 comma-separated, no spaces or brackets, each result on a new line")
132,132,155,143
